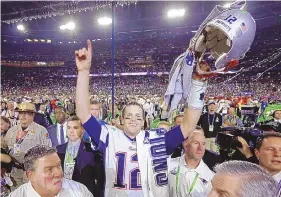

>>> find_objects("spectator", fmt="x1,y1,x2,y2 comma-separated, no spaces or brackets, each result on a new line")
198,102,222,152
47,106,68,147
157,121,171,132
263,110,281,132
1,116,13,197
222,106,244,127
174,114,184,127
207,160,278,197
1,100,18,126
1,116,11,138
254,132,281,183
233,132,281,196
57,116,104,196
4,102,52,190
8,145,93,197
168,128,214,197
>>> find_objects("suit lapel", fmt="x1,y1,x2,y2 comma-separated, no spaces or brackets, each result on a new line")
75,141,84,168
50,124,59,146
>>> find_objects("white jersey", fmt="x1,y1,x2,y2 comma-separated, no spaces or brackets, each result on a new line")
83,116,184,197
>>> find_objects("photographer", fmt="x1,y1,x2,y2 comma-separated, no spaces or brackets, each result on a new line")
216,126,261,162
237,132,281,184
222,106,244,127
262,110,281,132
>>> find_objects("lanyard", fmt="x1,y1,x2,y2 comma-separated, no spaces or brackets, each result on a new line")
16,126,29,144
208,113,216,126
65,143,79,164
228,115,235,123
176,165,199,195
108,112,120,120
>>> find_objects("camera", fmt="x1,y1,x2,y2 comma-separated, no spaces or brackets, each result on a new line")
216,127,263,161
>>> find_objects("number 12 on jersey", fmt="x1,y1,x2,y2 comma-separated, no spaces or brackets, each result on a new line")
114,152,142,190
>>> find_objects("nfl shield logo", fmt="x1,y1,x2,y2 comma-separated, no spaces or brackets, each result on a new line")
240,22,247,33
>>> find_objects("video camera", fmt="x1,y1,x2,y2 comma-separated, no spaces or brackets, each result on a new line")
216,126,263,161
240,105,259,127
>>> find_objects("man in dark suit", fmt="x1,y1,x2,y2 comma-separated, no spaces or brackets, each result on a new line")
47,106,67,147
57,116,105,197
34,109,53,128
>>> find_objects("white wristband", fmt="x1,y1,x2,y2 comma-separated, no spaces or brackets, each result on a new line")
187,79,207,109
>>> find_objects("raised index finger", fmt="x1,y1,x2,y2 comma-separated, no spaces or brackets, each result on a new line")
87,39,92,54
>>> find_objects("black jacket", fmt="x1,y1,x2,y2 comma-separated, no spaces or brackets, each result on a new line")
57,141,105,197
198,113,222,138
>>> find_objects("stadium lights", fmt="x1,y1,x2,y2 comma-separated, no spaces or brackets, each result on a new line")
167,9,185,18
98,17,112,26
59,21,75,30
17,24,25,31
47,40,52,43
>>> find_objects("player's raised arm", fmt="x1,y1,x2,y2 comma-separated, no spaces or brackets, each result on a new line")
75,40,92,123
75,40,102,144
180,66,208,139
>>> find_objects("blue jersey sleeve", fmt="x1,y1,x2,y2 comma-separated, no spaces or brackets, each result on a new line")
82,115,102,146
165,125,185,155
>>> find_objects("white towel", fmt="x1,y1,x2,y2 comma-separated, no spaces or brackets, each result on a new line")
164,49,196,117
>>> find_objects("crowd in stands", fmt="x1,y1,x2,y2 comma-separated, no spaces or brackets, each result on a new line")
1,21,281,197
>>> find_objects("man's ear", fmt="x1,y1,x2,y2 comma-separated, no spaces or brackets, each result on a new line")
26,170,33,181
254,148,260,160
183,139,189,151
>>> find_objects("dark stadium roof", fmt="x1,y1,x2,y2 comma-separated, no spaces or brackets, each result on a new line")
1,1,281,39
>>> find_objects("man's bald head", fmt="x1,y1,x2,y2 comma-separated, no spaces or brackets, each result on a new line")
183,126,206,161
186,126,204,141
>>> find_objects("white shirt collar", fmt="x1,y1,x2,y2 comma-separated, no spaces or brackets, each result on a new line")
26,182,48,197
179,154,208,179
57,122,67,128
273,171,281,183
274,119,281,123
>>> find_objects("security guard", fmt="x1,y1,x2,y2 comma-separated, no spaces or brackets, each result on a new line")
4,102,52,190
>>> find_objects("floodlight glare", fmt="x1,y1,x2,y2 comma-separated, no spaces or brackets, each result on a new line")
17,24,25,31
223,3,232,8
59,25,66,30
98,17,112,26
59,22,75,30
66,22,75,30
167,9,185,18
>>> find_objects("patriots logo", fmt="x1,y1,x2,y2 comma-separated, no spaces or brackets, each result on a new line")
200,93,205,101
143,137,149,144
185,49,194,67
143,130,150,144
156,128,166,136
